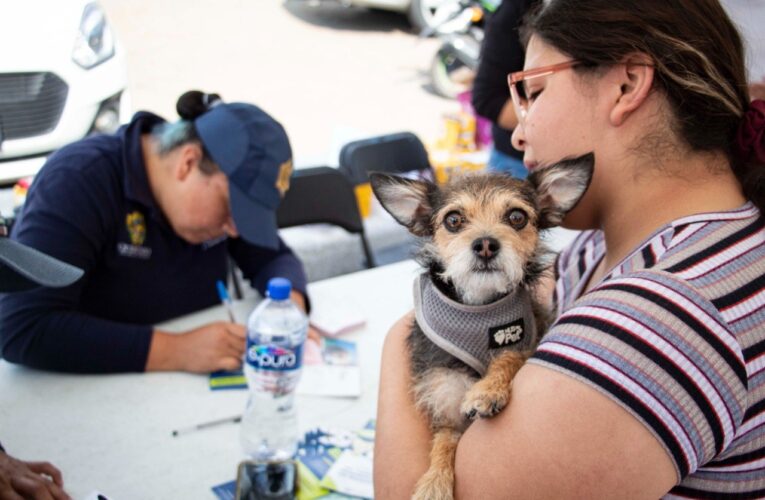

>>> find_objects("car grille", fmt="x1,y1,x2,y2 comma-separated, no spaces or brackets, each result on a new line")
0,72,68,140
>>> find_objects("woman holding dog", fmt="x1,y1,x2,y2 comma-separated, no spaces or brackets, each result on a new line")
375,0,765,497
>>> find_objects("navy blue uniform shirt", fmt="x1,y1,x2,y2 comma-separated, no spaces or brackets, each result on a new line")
0,112,308,373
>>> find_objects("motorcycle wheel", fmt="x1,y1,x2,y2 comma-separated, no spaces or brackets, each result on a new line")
430,49,474,99
408,0,465,34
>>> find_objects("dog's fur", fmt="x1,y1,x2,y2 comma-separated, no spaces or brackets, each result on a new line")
370,155,594,500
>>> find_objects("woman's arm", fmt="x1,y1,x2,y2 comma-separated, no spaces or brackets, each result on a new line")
0,168,157,373
373,313,677,498
373,312,432,499
455,363,677,498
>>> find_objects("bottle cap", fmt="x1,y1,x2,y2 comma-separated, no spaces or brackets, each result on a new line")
267,277,292,300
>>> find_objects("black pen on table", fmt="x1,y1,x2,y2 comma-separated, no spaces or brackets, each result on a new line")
172,414,242,437
216,280,237,323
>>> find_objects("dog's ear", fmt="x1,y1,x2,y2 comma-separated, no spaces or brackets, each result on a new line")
370,173,436,236
528,153,594,229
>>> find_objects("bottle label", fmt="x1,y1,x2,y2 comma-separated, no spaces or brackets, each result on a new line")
246,342,303,371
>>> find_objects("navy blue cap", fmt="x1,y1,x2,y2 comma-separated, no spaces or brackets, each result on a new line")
194,103,293,250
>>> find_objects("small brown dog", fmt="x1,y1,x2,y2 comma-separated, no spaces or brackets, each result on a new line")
370,155,593,500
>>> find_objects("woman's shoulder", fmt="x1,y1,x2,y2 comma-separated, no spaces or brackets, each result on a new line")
564,204,765,298
534,266,754,484
656,204,764,273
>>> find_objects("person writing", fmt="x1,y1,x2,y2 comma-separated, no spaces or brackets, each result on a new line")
0,91,310,374
375,0,765,497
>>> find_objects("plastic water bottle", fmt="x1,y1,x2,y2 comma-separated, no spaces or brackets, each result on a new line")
240,277,308,461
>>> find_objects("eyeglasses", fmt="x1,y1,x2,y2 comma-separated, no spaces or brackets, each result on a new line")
508,60,581,124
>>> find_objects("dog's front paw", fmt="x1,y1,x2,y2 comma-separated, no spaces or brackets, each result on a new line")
412,467,454,500
461,378,511,419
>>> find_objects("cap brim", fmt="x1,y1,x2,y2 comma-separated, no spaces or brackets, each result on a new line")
229,182,280,250
0,238,84,292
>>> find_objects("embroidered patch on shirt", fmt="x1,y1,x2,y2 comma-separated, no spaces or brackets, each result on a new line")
120,211,151,258
126,211,146,246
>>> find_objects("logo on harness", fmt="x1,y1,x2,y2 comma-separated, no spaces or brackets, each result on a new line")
488,318,525,349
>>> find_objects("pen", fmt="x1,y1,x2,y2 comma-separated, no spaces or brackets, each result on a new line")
171,414,242,437
216,279,237,323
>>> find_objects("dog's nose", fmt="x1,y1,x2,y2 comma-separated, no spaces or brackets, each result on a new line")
472,237,500,261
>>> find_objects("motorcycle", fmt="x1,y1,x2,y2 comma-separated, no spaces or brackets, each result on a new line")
428,0,498,99
410,0,475,34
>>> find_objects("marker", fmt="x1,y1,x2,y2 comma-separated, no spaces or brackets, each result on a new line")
216,280,236,323
171,414,242,437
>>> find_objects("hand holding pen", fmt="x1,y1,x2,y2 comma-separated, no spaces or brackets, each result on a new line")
216,280,237,323
147,282,245,373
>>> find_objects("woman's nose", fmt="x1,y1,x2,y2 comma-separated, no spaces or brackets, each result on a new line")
511,123,526,151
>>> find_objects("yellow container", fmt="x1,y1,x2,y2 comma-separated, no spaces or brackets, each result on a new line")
432,156,487,185
457,112,477,151
439,114,461,150
354,182,373,219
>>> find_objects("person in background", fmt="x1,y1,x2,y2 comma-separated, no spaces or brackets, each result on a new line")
471,0,538,178
0,91,310,374
0,216,81,499
375,0,765,497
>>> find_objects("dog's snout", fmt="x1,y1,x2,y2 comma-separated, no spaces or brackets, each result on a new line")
472,237,501,261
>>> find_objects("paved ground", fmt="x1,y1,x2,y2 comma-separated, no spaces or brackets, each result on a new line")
100,0,456,167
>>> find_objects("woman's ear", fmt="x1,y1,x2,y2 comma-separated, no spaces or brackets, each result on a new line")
609,54,655,126
175,143,203,180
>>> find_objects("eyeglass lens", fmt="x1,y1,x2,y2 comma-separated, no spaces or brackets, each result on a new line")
514,80,530,102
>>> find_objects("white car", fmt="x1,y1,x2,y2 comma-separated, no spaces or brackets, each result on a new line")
0,0,129,185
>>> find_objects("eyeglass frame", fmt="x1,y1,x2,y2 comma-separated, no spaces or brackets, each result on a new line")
508,60,582,124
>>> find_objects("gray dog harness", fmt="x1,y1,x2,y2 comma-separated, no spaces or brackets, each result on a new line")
413,272,538,376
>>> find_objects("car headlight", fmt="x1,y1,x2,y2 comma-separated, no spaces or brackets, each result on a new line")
72,2,115,69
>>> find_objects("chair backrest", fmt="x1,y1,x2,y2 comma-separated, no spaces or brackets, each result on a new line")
277,166,375,268
338,131,433,185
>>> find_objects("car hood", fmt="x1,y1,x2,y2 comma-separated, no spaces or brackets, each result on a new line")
0,0,91,71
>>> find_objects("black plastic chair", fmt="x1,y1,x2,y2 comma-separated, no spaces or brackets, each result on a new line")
277,166,376,269
338,131,434,185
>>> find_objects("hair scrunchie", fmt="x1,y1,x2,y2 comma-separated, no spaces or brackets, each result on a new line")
736,99,765,165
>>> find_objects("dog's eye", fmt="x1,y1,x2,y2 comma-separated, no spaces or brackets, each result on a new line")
505,209,528,230
443,211,464,232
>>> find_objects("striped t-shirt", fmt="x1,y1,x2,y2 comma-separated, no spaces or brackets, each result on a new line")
529,202,765,497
